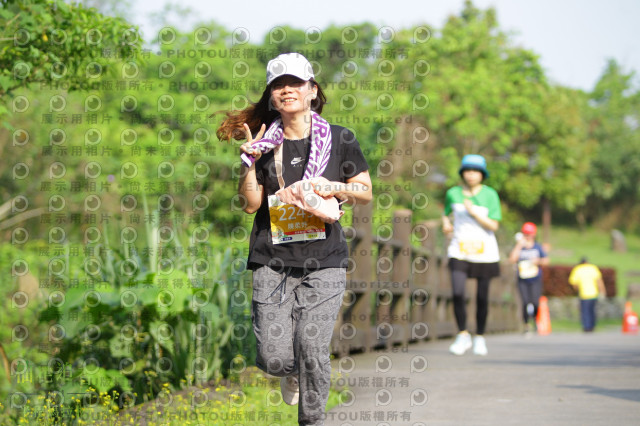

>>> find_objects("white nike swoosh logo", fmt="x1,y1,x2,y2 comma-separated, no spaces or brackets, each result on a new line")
291,157,304,165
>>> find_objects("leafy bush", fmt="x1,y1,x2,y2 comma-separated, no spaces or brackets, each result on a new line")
0,244,52,414
1,203,254,422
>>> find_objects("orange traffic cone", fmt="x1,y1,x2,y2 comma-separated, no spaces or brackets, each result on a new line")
622,301,639,334
536,296,551,335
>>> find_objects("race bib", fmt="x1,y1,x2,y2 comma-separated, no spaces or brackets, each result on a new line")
268,195,326,244
518,260,539,279
459,240,485,255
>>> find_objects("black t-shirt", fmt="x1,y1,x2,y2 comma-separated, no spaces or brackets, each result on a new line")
248,124,369,270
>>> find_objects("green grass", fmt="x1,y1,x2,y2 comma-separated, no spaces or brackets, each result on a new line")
547,226,640,298
142,379,342,426
130,379,342,426
2,370,345,425
550,318,621,333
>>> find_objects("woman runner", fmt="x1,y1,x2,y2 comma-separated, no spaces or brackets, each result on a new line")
217,52,372,425
509,222,549,337
442,154,502,356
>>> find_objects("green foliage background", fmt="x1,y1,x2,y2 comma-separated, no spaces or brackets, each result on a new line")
1,0,640,422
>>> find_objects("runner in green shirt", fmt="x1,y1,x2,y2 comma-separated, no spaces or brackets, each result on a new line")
442,155,501,356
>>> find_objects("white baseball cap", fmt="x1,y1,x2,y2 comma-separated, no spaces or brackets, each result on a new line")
266,53,315,85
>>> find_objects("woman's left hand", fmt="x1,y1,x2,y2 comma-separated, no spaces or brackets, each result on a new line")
310,171,372,205
311,177,341,198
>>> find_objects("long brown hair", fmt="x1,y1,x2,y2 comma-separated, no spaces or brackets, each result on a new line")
216,79,327,142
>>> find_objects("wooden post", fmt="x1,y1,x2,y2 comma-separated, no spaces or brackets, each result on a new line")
422,221,440,340
391,209,412,347
343,202,374,353
411,224,430,327
376,234,393,349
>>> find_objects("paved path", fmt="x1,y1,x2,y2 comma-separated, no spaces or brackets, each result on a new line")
326,331,640,425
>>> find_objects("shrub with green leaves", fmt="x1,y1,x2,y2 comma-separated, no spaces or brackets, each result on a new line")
1,201,253,422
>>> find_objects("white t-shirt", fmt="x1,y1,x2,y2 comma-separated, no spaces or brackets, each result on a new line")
444,185,502,263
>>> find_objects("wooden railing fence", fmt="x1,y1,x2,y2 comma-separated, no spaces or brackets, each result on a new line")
331,202,519,356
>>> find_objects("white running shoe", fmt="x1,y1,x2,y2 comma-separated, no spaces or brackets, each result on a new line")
473,335,488,356
449,331,472,355
280,375,299,405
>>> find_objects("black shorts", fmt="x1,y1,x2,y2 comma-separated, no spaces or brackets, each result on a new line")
448,257,501,279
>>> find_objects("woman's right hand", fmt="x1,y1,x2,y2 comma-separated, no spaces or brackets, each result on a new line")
238,123,267,214
442,216,453,235
240,123,266,162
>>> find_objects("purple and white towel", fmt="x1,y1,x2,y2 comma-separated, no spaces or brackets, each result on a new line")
240,111,332,180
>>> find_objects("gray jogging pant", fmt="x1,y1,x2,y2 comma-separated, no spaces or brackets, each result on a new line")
252,265,346,426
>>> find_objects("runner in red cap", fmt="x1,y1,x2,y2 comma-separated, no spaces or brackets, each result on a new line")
509,222,549,336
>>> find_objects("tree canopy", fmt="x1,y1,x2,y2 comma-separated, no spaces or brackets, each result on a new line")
0,0,639,236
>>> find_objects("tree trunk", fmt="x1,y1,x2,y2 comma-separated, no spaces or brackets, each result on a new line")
576,210,586,231
0,342,10,383
542,197,551,247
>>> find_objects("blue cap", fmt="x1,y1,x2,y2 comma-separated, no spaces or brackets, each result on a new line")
459,154,489,178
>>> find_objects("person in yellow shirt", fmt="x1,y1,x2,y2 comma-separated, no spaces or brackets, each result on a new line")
568,257,606,332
